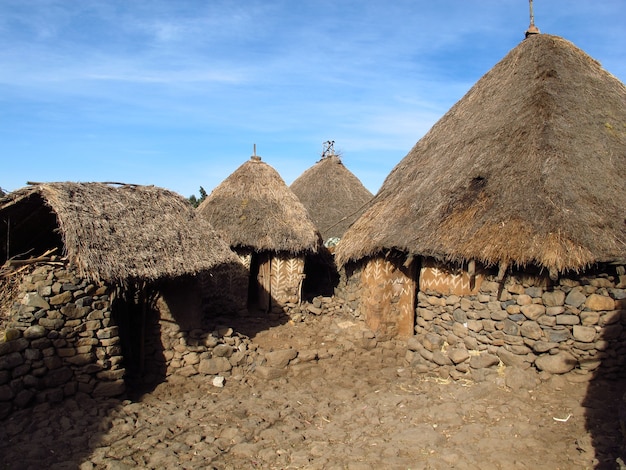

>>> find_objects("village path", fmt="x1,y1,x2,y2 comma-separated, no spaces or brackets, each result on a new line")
1,310,624,470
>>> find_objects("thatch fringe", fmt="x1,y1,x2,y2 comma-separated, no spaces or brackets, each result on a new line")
336,34,626,273
0,182,239,284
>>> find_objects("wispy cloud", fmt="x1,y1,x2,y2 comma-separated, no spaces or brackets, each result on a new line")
1,0,625,196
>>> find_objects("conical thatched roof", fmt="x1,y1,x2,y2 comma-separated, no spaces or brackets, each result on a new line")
290,154,373,241
336,34,626,274
0,182,239,283
197,156,321,254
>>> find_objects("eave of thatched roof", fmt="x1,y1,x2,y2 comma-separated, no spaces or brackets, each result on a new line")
290,154,373,241
336,34,626,274
197,157,321,254
0,182,239,284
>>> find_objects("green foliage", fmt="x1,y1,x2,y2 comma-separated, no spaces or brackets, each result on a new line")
188,186,207,208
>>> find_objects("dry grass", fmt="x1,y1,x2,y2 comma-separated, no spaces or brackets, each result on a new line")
0,183,239,284
290,154,373,241
336,34,626,273
197,157,321,254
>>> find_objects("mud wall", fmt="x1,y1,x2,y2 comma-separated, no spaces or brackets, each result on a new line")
0,263,124,419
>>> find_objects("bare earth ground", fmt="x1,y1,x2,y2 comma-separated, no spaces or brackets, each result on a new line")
1,311,625,470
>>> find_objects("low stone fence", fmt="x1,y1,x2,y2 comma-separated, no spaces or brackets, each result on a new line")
0,263,125,419
412,269,626,380
333,264,363,319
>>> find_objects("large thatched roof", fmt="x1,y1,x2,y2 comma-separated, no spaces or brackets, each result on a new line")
290,154,373,241
336,34,626,275
0,182,239,284
197,157,321,254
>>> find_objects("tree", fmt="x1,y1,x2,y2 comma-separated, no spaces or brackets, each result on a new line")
188,186,207,208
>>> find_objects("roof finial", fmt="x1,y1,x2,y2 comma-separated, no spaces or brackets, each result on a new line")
251,144,261,161
525,0,540,37
321,140,336,159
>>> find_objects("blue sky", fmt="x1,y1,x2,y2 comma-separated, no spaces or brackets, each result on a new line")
2,1,625,198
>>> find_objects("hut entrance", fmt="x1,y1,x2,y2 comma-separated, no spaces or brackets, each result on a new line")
112,283,164,389
248,252,306,312
361,253,417,339
301,249,339,299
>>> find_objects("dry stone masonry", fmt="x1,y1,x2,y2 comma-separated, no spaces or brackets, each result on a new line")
412,268,626,380
335,262,626,380
3,257,625,419
1,261,367,418
0,263,125,419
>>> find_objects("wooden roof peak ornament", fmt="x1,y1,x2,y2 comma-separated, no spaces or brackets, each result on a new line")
321,140,336,159
251,143,262,162
525,0,541,38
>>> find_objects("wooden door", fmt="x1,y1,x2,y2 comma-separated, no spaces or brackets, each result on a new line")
270,254,305,307
361,254,416,339
256,252,272,312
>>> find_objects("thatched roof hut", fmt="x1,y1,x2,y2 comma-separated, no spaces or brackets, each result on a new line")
0,182,238,284
198,156,320,254
290,154,373,242
336,34,626,277
197,156,321,310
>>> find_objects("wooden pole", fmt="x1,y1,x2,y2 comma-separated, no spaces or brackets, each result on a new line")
139,283,146,375
5,216,9,263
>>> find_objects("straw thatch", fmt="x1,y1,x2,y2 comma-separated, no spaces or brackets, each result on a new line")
197,157,321,254
336,34,626,274
290,154,373,241
0,182,239,284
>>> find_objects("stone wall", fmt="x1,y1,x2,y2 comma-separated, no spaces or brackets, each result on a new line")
410,266,626,380
333,262,364,319
149,285,260,384
0,263,125,419
335,258,626,379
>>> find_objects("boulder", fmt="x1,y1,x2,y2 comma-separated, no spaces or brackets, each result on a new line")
448,348,470,365
535,352,577,374
565,288,586,308
585,294,615,311
505,367,539,390
198,357,232,375
21,293,50,310
572,325,596,343
265,349,298,368
542,291,566,307
469,353,500,369
520,304,545,320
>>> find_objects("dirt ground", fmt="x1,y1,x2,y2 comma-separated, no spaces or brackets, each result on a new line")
1,310,626,470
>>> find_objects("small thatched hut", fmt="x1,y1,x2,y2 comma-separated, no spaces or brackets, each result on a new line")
197,155,321,312
336,34,626,377
290,149,373,297
290,152,373,244
1,182,237,283
0,182,240,412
